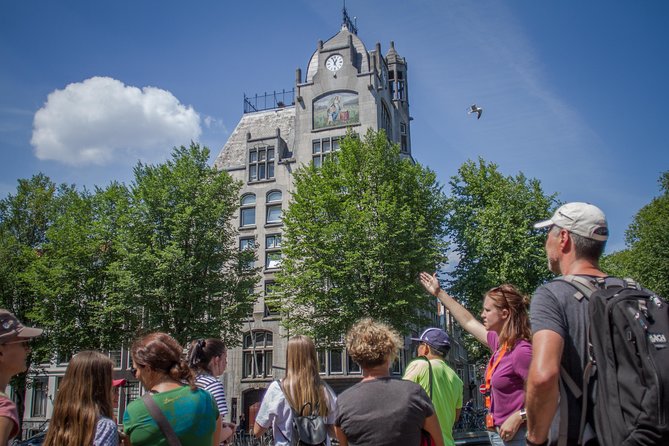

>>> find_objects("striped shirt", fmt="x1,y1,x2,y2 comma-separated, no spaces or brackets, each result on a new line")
195,373,229,418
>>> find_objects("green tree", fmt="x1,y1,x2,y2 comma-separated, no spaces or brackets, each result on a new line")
0,174,68,326
445,158,556,362
27,183,135,357
122,143,259,344
0,174,72,418
602,171,669,296
276,130,449,344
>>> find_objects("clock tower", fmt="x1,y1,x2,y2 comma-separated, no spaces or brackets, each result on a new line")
291,13,412,168
212,8,447,426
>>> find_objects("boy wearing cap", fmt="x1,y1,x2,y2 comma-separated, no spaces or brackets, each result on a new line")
404,328,463,446
0,309,43,445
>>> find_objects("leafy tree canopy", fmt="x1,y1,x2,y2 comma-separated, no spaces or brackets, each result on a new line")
602,171,669,297
444,158,556,363
276,130,449,344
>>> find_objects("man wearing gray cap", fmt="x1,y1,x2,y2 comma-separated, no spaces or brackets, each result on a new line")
0,309,43,445
524,203,609,446
404,328,463,446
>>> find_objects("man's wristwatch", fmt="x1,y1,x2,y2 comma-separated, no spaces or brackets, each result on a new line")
519,408,527,422
525,435,548,446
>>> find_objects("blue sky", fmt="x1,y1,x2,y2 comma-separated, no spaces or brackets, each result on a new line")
1,1,667,253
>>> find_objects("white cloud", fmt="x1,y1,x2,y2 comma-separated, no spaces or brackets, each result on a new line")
31,76,202,166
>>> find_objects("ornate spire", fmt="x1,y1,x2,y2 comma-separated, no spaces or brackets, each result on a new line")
342,1,358,35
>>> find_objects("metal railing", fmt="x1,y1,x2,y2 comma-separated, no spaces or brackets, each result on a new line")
243,89,295,114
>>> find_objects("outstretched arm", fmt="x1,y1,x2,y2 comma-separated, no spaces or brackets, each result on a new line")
419,272,488,346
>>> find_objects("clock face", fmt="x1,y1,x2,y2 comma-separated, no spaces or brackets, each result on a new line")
326,54,344,72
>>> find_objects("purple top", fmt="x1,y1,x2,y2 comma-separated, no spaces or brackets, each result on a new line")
487,331,532,426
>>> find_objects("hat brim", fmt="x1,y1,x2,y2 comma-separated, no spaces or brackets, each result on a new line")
16,326,43,339
533,219,554,229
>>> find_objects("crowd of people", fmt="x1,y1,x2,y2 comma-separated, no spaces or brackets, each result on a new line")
0,202,665,446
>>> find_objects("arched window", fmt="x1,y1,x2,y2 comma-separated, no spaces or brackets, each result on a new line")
242,330,274,378
266,190,282,225
240,194,256,227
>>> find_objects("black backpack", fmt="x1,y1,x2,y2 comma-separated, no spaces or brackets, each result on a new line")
278,381,328,446
557,275,669,446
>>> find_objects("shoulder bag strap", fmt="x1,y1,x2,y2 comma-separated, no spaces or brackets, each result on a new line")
142,393,182,446
416,356,434,399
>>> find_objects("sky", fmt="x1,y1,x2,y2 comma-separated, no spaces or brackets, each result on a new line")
1,0,667,253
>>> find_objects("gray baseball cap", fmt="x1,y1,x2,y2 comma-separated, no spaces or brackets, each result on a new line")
534,202,608,241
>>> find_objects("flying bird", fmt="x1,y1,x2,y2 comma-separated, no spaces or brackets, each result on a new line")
468,104,483,119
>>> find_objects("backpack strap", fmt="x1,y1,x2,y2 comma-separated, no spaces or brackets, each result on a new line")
553,276,607,446
276,380,294,443
142,393,182,446
560,275,601,300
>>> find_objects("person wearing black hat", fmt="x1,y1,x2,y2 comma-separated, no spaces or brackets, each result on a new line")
404,328,463,446
0,309,43,445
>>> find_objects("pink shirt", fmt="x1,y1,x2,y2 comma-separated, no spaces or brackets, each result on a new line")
0,393,19,439
487,331,532,426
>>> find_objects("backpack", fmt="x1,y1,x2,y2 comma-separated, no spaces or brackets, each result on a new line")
278,381,328,446
556,275,669,446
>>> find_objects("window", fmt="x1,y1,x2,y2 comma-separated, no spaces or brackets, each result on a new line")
242,330,274,378
381,103,392,139
265,234,282,270
347,353,361,374
240,194,256,227
249,146,275,182
329,349,343,374
312,136,341,167
389,70,406,101
391,350,404,375
266,191,282,225
400,122,408,152
107,350,122,368
264,281,280,316
57,351,72,365
265,234,281,249
31,377,48,417
317,349,326,374
239,237,255,269
265,251,282,270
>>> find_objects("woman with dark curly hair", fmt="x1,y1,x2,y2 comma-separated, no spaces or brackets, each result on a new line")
420,273,532,446
123,332,220,446
334,318,444,446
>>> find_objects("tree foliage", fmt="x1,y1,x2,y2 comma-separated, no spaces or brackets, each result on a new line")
276,130,449,344
122,143,258,344
0,174,69,331
444,158,556,362
602,171,669,297
1,144,259,358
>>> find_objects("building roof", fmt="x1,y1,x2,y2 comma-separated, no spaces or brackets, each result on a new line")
213,106,296,171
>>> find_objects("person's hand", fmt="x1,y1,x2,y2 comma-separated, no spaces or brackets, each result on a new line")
498,410,523,442
419,272,441,297
221,423,236,442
